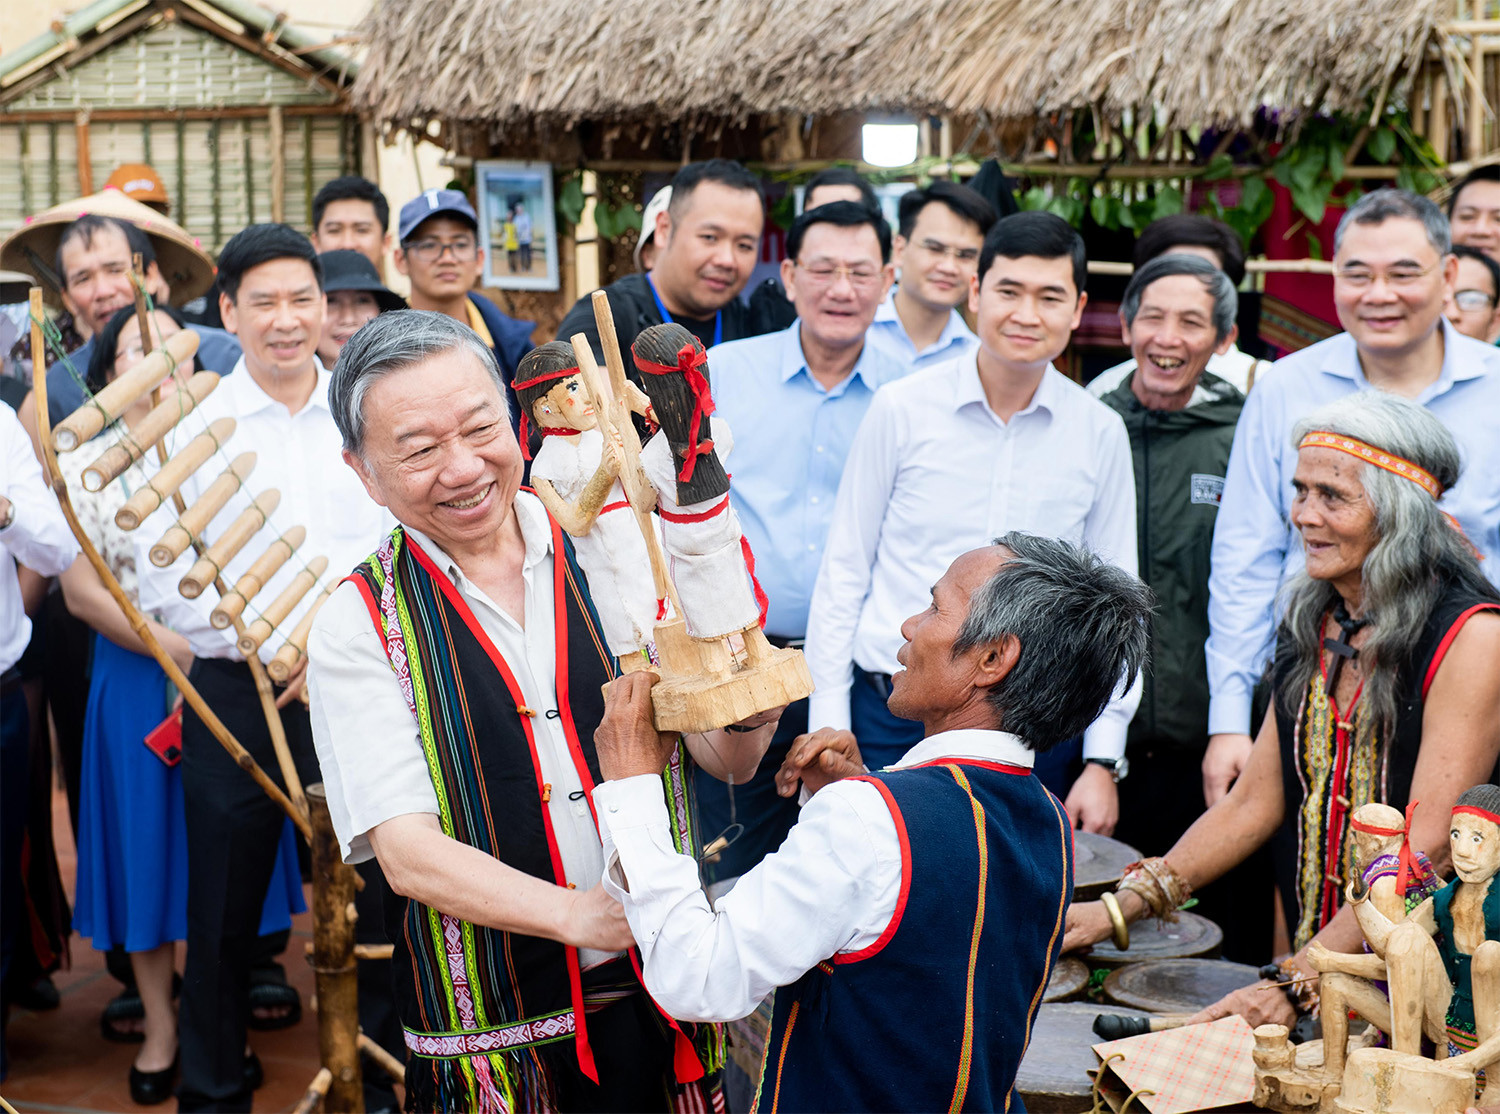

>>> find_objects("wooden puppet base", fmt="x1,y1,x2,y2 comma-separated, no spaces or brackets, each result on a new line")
1253,1026,1477,1114
646,618,814,734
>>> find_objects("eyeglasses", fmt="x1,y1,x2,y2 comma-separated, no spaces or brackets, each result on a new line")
404,238,477,263
796,261,882,288
1454,288,1497,311
915,239,980,264
1334,263,1438,289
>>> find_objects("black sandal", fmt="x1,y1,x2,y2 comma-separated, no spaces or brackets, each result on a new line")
101,990,146,1043
246,965,302,1031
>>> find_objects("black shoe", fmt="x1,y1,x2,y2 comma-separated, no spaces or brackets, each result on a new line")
100,989,146,1043
129,1053,179,1106
243,1050,264,1093
13,975,60,1011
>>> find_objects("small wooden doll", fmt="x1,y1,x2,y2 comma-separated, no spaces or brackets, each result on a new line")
515,342,659,668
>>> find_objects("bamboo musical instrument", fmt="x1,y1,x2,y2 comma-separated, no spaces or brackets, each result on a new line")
114,416,237,530
51,328,198,452
149,455,260,567
81,372,219,491
267,582,332,682
239,555,328,657
212,526,305,629
180,490,286,599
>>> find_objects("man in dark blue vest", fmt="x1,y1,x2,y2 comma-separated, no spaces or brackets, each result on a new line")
593,532,1153,1112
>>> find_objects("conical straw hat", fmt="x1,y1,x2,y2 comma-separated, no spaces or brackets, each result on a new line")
0,190,216,307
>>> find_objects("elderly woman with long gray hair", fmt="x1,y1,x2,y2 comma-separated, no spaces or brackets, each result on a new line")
1065,390,1500,1030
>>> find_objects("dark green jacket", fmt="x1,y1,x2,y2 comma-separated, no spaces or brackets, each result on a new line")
1101,373,1244,752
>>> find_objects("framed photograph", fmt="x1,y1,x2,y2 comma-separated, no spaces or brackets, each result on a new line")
476,160,559,291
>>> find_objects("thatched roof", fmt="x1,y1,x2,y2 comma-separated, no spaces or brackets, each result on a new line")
354,0,1448,147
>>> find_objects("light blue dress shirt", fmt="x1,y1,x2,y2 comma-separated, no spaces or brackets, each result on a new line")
707,323,910,640
863,286,978,371
1206,318,1500,737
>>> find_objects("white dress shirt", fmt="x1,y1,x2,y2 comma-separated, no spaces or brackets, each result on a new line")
1,404,78,672
134,358,391,662
804,352,1141,760
307,495,616,966
594,728,1035,1023
864,286,978,372
1087,345,1265,400
1205,321,1500,736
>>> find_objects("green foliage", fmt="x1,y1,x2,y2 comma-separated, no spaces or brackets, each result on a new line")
557,173,585,227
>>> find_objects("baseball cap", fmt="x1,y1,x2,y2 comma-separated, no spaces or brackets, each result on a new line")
318,251,406,312
398,189,478,243
634,186,673,271
105,163,169,209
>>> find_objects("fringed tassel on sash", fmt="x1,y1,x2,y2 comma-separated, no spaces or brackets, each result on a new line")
407,1048,559,1114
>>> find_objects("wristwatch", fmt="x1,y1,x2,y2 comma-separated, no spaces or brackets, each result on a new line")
1084,756,1129,783
0,500,13,531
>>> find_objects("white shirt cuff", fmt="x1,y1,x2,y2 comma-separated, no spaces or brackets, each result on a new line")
1207,690,1254,737
807,688,852,733
1081,723,1127,762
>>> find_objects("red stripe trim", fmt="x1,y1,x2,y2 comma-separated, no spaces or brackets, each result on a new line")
908,757,1033,776
346,571,381,633
548,513,600,830
834,777,911,965
1423,604,1500,699
512,367,576,391
402,535,599,1084
658,496,729,523
599,500,631,514
1454,805,1500,827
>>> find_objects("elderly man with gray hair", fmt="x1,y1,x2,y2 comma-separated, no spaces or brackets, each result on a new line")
1203,189,1500,811
1094,254,1260,945
306,309,779,1112
589,532,1152,1112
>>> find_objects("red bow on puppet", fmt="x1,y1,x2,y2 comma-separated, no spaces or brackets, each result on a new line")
1351,800,1421,898
637,343,716,483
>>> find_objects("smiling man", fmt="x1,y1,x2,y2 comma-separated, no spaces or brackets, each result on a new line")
1205,189,1500,809
1445,245,1500,344
591,533,1151,1113
805,211,1141,834
1449,165,1500,263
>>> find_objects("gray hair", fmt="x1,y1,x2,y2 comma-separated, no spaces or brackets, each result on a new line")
328,309,507,456
1121,253,1238,344
952,532,1154,751
1334,189,1451,257
1278,392,1496,780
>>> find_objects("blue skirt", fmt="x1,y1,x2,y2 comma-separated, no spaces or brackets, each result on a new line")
72,634,307,953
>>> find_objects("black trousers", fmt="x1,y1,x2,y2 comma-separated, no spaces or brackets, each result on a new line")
550,992,677,1114
178,658,319,1112
1,671,29,1082
354,859,404,1112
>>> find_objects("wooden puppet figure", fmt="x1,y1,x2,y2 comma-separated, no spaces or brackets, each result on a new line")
631,323,774,669
1345,786,1500,1104
516,342,660,669
1307,801,1445,1079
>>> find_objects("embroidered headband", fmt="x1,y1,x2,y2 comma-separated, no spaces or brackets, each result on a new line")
1299,431,1443,499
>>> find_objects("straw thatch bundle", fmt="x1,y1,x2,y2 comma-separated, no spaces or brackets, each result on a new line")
354,0,1447,143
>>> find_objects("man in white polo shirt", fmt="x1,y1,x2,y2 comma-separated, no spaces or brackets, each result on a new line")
805,211,1140,834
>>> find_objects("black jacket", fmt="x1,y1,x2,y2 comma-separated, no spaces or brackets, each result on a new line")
1101,373,1245,752
557,273,757,378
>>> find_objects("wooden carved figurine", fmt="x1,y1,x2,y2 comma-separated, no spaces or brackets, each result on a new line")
516,342,661,670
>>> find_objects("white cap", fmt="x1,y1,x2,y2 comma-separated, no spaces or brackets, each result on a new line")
634,186,673,270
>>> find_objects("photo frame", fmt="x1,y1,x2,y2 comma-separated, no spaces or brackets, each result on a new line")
476,160,559,291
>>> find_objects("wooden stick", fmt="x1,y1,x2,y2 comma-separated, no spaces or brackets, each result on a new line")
309,785,364,1113
353,943,394,961
268,582,332,682
149,457,262,568
52,328,198,452
179,489,283,599
290,1067,332,1114
239,556,328,657
81,372,219,492
27,290,310,841
358,1032,405,1083
212,525,305,629
115,417,237,530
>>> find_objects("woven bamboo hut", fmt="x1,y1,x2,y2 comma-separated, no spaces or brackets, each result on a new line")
0,0,364,255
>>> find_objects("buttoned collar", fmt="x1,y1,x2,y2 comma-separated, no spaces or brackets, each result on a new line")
889,728,1036,770
951,349,1061,419
780,320,886,395
1319,317,1489,389
225,355,331,418
874,285,974,354
401,490,553,594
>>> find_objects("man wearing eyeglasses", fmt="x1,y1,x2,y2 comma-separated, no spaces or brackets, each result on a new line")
689,201,906,885
865,182,996,371
1446,245,1500,344
394,190,535,424
1204,189,1500,807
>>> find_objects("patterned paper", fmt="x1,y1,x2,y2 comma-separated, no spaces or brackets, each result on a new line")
1092,1015,1256,1113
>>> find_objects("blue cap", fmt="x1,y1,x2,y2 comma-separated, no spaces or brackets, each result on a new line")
398,188,478,243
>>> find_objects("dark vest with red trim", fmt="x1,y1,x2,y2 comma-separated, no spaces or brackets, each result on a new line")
347,519,709,1110
755,760,1074,1114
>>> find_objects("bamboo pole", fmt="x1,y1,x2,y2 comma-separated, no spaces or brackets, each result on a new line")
308,784,364,1114
82,373,220,491
179,492,279,599
1469,42,1488,160
291,1068,332,1114
269,104,286,223
1087,258,1334,276
212,526,305,628
239,556,328,657
267,583,331,682
75,110,92,195
1434,71,1452,160
52,329,199,451
148,462,264,568
116,417,237,530
28,290,310,841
